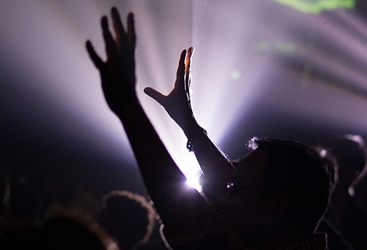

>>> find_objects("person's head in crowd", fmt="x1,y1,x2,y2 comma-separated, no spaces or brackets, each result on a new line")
329,134,366,194
42,208,119,250
98,190,155,250
0,207,120,250
219,138,331,248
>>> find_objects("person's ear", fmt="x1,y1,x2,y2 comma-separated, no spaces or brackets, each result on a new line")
266,191,290,224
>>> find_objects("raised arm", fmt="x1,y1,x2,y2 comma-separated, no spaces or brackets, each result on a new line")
144,48,235,201
86,7,211,235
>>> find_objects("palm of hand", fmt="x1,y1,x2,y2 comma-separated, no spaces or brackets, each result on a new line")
144,50,194,130
86,8,136,116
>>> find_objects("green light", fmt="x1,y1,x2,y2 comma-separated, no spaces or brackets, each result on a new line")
274,0,355,13
230,70,241,80
275,43,296,54
253,41,296,54
253,41,270,51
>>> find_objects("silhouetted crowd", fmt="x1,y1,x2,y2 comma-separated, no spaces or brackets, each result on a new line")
1,7,367,250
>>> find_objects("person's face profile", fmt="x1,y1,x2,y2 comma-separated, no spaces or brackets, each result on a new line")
234,148,268,189
219,148,272,237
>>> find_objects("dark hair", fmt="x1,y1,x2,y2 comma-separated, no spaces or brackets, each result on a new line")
42,209,118,250
248,137,332,233
99,190,155,248
330,134,366,173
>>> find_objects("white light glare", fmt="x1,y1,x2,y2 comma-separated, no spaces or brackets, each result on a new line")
177,153,202,191
186,176,202,191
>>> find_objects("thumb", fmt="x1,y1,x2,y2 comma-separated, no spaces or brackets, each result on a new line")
144,87,165,106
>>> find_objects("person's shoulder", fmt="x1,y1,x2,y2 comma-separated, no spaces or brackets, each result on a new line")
318,219,354,250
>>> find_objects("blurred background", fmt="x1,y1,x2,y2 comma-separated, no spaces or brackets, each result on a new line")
1,0,367,206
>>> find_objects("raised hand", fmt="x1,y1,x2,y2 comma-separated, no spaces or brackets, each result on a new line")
85,8,214,239
144,48,197,135
86,7,136,116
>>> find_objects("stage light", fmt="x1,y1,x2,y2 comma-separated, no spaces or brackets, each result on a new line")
185,175,202,191
3,0,367,195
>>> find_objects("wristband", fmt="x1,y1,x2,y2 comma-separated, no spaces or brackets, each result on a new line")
186,126,207,152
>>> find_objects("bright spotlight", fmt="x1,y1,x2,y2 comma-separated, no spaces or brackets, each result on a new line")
185,175,202,191
175,152,202,191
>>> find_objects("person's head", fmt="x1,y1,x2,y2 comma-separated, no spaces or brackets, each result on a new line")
41,208,119,250
219,138,331,246
329,134,366,190
98,190,155,250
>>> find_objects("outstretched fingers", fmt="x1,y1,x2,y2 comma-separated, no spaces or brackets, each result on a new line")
86,41,104,70
111,7,126,52
127,13,136,53
185,47,194,72
144,87,166,106
175,50,187,89
101,16,118,62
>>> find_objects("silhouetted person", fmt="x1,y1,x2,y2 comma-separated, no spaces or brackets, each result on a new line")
98,190,155,249
316,148,354,250
351,169,367,211
86,7,331,249
0,208,120,250
41,209,119,250
350,142,367,214
324,135,367,250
